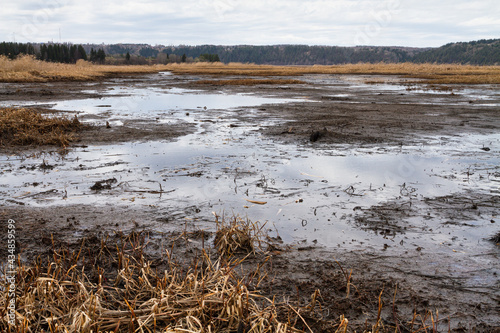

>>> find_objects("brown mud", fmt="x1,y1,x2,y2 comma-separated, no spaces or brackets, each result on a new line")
1,73,499,331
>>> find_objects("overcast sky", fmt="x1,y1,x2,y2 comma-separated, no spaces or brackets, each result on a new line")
1,0,499,47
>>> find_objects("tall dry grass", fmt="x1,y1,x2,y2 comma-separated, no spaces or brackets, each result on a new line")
0,55,170,82
2,55,498,84
167,62,500,84
0,232,307,332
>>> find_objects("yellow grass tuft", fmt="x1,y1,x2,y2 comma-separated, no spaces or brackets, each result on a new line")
0,107,81,147
214,214,267,256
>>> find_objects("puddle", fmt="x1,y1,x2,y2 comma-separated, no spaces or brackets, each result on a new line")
1,124,498,247
2,87,300,120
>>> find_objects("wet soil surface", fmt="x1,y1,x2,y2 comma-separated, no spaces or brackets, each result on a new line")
1,72,499,331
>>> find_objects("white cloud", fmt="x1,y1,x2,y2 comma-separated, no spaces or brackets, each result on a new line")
0,0,498,47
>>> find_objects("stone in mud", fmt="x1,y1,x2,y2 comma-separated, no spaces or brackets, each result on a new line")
310,128,328,142
90,178,117,191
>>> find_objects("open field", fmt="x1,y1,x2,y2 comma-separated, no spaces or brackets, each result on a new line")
2,56,500,84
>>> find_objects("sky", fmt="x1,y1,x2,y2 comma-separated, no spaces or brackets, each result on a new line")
1,0,499,48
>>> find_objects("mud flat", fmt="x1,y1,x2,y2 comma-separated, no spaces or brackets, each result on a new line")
1,72,499,331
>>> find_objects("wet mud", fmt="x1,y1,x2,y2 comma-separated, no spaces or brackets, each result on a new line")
1,72,499,331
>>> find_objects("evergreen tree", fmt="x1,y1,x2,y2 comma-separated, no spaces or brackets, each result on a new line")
181,53,186,62
77,45,87,61
89,48,96,62
97,48,106,64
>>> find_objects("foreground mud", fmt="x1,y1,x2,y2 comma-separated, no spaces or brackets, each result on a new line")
1,72,499,331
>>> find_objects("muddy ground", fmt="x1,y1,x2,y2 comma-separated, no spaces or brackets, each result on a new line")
1,73,499,332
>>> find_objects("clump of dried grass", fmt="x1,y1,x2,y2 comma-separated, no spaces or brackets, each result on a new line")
195,78,304,86
0,232,305,332
0,107,81,147
214,214,268,256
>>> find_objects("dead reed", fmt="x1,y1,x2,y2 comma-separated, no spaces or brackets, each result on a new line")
214,214,268,256
0,107,81,147
0,232,307,332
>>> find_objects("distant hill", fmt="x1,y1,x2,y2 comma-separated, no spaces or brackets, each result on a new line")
8,39,499,65
79,43,425,65
92,39,498,65
412,39,500,65
158,45,426,65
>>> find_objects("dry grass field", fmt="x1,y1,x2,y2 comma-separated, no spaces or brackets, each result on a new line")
0,55,169,82
166,62,500,84
1,55,499,84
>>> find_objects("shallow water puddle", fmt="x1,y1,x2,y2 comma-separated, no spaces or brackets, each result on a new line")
1,128,498,250
5,87,300,120
302,74,500,106
1,79,499,262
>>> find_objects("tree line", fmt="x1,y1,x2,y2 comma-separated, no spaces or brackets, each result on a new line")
2,39,498,66
0,42,37,59
157,40,500,65
0,42,106,64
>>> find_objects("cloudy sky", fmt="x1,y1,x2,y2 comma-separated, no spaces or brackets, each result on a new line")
1,0,498,47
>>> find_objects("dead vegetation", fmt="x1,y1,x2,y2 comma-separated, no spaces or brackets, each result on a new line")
167,62,500,84
1,214,490,332
0,231,308,332
0,107,82,147
0,55,169,82
214,214,268,256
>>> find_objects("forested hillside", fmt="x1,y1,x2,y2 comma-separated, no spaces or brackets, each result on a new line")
89,39,499,65
2,39,498,65
412,39,500,65
159,45,420,65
